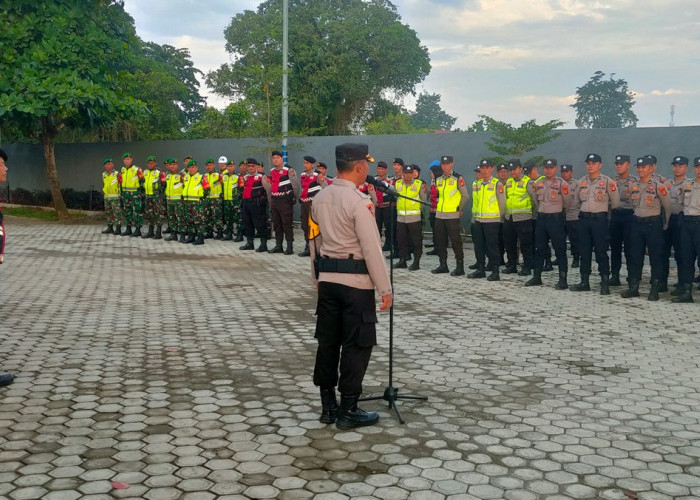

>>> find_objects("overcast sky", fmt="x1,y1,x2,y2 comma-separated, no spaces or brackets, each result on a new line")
123,0,700,130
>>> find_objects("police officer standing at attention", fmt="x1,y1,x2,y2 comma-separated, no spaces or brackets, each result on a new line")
394,164,428,270
374,161,393,251
570,153,621,294
265,151,300,255
298,155,323,257
469,159,505,281
561,164,581,268
502,158,536,275
221,159,239,241
204,158,224,239
525,159,570,290
621,156,671,300
309,143,391,430
663,156,689,292
672,157,700,303
239,158,271,252
609,155,636,287
0,148,15,386
181,160,210,245
432,155,469,276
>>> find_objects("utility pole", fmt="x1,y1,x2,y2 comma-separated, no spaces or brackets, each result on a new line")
282,0,289,163
669,105,675,127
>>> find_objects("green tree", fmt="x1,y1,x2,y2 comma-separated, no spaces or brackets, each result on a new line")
479,115,565,162
187,102,257,139
572,71,638,128
411,92,456,131
207,0,431,135
365,112,425,135
0,1,144,219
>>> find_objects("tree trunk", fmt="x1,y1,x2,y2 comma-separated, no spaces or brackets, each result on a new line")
41,116,70,220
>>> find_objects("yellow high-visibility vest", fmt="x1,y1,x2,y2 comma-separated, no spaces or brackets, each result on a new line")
395,179,423,216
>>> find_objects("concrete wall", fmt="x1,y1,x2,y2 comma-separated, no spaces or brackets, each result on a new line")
3,126,700,193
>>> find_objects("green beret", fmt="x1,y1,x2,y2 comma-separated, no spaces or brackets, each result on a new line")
227,160,236,166
103,158,113,165
146,155,156,162
122,152,132,159
186,160,197,167
205,158,215,164
165,157,175,164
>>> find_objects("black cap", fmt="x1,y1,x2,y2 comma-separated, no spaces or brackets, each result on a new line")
440,155,453,164
317,161,327,170
561,164,573,172
645,154,657,163
694,157,700,167
473,166,481,172
303,155,316,164
636,157,654,166
271,150,283,157
413,165,421,173
614,154,630,164
392,157,404,166
585,153,602,163
543,158,558,167
479,159,492,167
496,163,507,171
402,164,415,173
335,143,374,163
507,159,521,170
523,160,537,174
246,157,258,165
377,161,388,169
672,156,689,165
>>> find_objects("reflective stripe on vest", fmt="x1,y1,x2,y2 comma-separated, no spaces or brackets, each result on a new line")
143,169,160,196
206,172,222,198
183,173,204,201
269,168,293,195
102,171,120,197
121,166,141,189
165,173,183,200
473,177,501,219
222,173,239,201
436,175,461,213
395,179,423,216
505,175,532,215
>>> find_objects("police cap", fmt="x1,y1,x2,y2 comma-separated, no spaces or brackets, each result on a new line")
523,160,537,174
440,155,454,164
585,153,602,163
392,157,404,166
614,154,630,164
561,164,573,172
271,150,283,157
507,159,522,170
672,156,689,165
496,163,507,171
694,157,700,167
246,157,258,165
335,143,374,163
479,159,493,167
303,155,316,164
543,158,558,167
377,161,388,169
402,164,415,173
636,157,654,166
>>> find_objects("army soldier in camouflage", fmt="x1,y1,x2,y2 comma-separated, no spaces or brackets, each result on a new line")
221,159,240,240
142,155,166,239
181,160,210,245
101,158,121,235
204,158,224,239
163,159,185,242
119,152,144,236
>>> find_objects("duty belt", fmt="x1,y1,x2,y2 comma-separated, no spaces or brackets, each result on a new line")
318,257,368,274
684,215,700,222
633,215,661,223
579,212,608,219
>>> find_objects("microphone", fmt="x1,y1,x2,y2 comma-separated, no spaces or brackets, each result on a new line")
365,175,395,192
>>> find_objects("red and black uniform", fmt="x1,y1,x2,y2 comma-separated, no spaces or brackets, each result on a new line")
0,204,5,264
269,167,297,245
299,171,322,244
374,177,393,246
240,173,270,239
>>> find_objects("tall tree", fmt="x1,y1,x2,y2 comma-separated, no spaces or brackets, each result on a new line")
572,71,638,128
0,1,144,219
207,0,431,136
479,115,565,161
411,92,456,131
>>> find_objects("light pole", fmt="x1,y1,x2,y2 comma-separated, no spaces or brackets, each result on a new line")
282,0,289,164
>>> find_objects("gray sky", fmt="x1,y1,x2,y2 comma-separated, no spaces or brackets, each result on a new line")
123,0,700,130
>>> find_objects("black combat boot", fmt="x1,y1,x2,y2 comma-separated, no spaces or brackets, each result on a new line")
621,278,640,298
179,232,187,243
223,231,233,241
214,229,223,240
163,226,172,234
240,238,255,250
164,231,177,242
555,271,568,290
426,248,438,256
154,226,162,240
570,274,590,292
284,242,294,255
451,260,465,276
143,225,154,238
335,395,379,430
298,242,310,257
503,264,518,274
183,233,196,244
233,229,244,242
467,267,486,279
672,284,694,303
600,274,610,295
132,226,142,237
543,260,553,272
268,242,284,253
256,238,268,252
609,273,621,286
395,259,408,269
572,255,580,268
205,230,213,239
121,226,132,236
114,224,121,236
193,234,205,245
431,259,449,274
408,257,420,271
517,266,531,276
648,279,661,301
486,267,500,281
101,224,114,234
524,270,543,286
468,263,479,270
657,280,668,293
319,388,339,424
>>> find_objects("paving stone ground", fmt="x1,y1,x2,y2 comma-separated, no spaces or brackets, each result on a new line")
1,216,700,500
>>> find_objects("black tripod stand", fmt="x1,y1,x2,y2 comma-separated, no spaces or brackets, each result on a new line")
360,183,430,424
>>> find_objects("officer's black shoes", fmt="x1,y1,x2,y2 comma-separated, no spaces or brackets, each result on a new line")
425,242,435,248
485,262,495,272
298,243,310,257
524,273,543,286
600,275,610,295
284,243,294,255
450,261,465,276
223,232,233,241
233,230,244,242
486,270,500,281
468,263,479,270
143,225,155,238
121,227,133,236
335,395,379,430
609,273,622,286
467,268,486,279
381,242,391,251
268,243,284,254
101,225,114,234
572,255,580,268
672,285,694,303
657,281,668,293
113,225,121,236
179,233,187,243
395,259,408,269
131,226,142,237
408,258,420,271
154,226,162,239
425,248,438,256
648,279,660,301
240,238,255,250
502,265,518,274
319,388,339,424
517,267,531,276
214,230,223,240
183,234,196,244
256,239,268,252
165,231,178,242
204,230,214,239
0,373,14,387
431,261,449,274
570,275,590,292
543,260,554,272
193,235,205,245
621,279,640,298
555,272,568,290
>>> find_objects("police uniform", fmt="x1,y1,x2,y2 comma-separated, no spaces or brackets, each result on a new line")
265,151,300,254
561,164,580,268
239,158,271,252
298,155,323,256
431,155,469,276
204,159,224,239
221,160,240,240
119,152,144,236
570,153,621,294
672,157,700,302
426,162,442,254
373,161,393,251
609,155,636,286
621,157,672,300
469,160,505,281
0,148,15,387
310,143,390,430
394,165,427,270
525,159,570,289
663,156,689,290
181,160,210,245
142,156,166,239
101,158,121,234
503,159,536,275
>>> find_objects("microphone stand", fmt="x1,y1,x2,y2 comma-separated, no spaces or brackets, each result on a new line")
360,183,431,424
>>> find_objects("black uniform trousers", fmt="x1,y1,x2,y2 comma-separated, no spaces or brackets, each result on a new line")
397,221,422,261
375,206,392,241
314,282,377,396
300,201,312,242
565,219,580,258
628,215,664,282
270,196,295,244
472,220,501,269
429,212,437,246
662,213,683,284
534,213,568,273
578,212,610,276
609,208,634,275
435,217,463,262
390,205,399,252
241,198,269,239
503,218,533,269
679,216,700,285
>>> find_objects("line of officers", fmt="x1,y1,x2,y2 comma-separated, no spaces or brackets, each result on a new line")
100,151,333,255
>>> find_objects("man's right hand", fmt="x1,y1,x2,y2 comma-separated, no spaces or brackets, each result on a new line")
379,293,393,311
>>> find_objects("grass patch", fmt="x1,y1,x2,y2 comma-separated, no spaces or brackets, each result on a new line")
2,206,87,221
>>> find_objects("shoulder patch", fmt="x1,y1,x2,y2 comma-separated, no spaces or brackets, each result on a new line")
367,203,375,216
562,184,568,195
459,177,465,187
609,182,616,192
659,185,667,196
498,183,504,194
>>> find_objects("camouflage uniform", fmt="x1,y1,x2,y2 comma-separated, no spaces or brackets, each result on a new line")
143,168,166,227
222,166,240,238
204,171,223,235
182,168,210,240
119,162,144,228
102,167,121,225
164,165,184,239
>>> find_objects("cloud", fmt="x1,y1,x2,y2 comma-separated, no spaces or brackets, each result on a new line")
637,89,693,98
